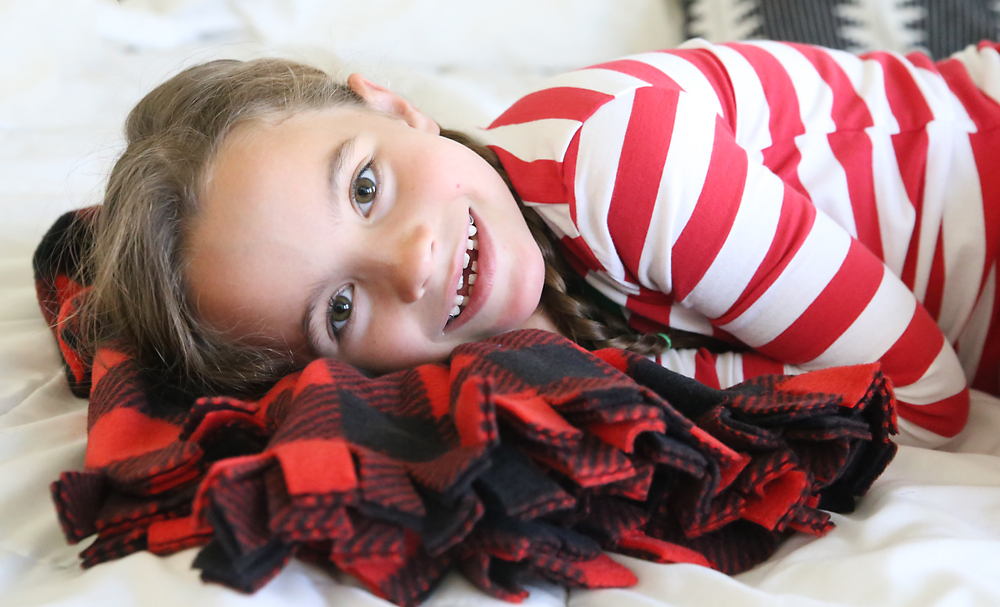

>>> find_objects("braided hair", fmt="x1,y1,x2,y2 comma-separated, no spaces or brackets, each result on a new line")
439,129,736,355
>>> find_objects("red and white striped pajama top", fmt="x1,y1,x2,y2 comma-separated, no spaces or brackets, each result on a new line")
479,39,1000,447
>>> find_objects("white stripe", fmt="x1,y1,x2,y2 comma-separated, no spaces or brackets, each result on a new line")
828,51,902,133
753,42,837,132
908,62,980,306
754,43,860,238
895,417,949,448
628,52,723,118
680,163,784,319
794,133,859,239
710,44,773,154
669,303,714,336
938,130,986,342
893,343,967,404
876,58,976,303
950,43,1000,109
782,362,806,375
572,90,635,283
655,348,770,390
869,130,916,276
530,202,579,240
910,65,977,128
634,91,716,295
527,66,649,98
910,121,951,301
479,118,581,163
656,348,698,379
719,212,852,346
828,51,921,274
956,264,995,382
715,352,745,389
584,270,632,304
808,267,914,368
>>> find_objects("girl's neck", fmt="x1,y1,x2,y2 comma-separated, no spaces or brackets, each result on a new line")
518,307,562,336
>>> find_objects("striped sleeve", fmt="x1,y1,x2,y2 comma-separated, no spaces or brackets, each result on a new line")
570,84,968,448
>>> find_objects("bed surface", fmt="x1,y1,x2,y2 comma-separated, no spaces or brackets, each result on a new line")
4,1,1000,606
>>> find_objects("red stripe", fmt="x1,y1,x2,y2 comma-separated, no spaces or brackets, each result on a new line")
597,58,680,90
896,130,930,290
896,389,969,438
561,235,603,275
660,48,739,128
714,185,816,325
863,51,935,129
729,43,809,196
607,86,678,276
694,349,721,389
937,55,1000,292
879,303,946,387
564,131,582,226
711,326,742,344
671,114,748,301
970,134,1000,290
626,309,669,335
741,352,786,379
923,227,946,320
973,273,1000,395
626,289,676,328
756,240,885,364
937,57,1000,130
488,87,614,128
906,51,936,71
792,44,875,128
826,131,881,257
794,45,883,259
488,148,566,204
865,52,932,290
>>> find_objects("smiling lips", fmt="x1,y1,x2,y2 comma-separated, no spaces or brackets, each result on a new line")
447,214,479,324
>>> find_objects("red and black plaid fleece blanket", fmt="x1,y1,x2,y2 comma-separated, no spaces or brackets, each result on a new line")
36,209,898,606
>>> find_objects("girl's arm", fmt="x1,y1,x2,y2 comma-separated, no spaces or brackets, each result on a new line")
572,87,968,448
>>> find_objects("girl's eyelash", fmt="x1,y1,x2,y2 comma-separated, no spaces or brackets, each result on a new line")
327,284,355,340
351,159,378,217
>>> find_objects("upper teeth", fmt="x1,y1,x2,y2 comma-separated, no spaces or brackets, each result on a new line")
449,214,478,320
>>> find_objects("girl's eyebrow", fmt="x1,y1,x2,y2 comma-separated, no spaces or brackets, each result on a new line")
302,135,361,355
328,135,359,206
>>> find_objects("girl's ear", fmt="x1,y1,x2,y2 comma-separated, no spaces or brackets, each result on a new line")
346,74,440,135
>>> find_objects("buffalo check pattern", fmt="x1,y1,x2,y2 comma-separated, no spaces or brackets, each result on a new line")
38,209,897,606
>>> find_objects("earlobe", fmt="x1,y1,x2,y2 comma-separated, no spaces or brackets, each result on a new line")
346,74,440,135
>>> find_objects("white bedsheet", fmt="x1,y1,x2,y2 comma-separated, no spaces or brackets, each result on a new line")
3,2,1000,606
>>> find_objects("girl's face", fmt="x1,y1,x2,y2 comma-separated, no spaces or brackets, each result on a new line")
185,79,548,373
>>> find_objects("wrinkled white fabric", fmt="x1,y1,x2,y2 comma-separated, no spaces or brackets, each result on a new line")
4,2,1000,606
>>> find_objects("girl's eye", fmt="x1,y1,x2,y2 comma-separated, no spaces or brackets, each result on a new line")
353,163,377,217
328,285,354,336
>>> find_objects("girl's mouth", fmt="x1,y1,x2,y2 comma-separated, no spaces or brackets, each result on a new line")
446,214,478,325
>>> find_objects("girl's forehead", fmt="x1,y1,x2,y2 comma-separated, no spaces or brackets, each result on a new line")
222,105,405,152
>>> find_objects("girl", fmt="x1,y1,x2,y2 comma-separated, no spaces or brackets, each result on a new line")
85,39,1000,449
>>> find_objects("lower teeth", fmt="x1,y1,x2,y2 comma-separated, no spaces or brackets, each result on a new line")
449,286,474,319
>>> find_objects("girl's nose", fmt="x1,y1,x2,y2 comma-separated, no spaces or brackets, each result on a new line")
376,223,435,303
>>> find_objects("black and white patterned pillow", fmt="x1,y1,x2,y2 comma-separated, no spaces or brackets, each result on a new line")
682,0,1000,59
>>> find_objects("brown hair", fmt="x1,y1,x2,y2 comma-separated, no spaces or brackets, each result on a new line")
85,58,363,396
84,57,719,399
441,130,731,355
